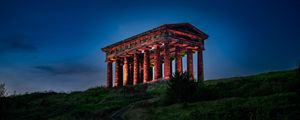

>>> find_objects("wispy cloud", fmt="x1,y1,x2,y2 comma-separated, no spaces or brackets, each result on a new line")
0,63,105,95
0,34,38,54
34,63,100,75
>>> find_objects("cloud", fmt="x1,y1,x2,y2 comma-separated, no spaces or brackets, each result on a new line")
0,34,38,55
34,63,100,76
0,64,105,95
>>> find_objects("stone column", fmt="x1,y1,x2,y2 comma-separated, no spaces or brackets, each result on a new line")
154,46,162,80
133,53,139,85
175,47,182,73
187,49,194,80
143,49,150,83
198,49,204,81
123,57,129,86
114,59,120,87
170,59,173,76
164,44,171,80
119,61,123,86
149,66,153,80
106,61,112,87
128,59,133,85
139,57,144,83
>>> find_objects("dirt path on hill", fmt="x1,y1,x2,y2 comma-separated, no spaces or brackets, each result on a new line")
110,98,158,120
110,102,135,120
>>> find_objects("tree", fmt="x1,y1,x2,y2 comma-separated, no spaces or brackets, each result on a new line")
164,71,197,105
0,83,6,97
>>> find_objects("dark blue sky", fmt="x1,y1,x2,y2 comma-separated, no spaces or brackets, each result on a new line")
1,0,299,94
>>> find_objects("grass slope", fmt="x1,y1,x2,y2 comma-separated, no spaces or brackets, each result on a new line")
1,85,153,120
123,70,300,120
1,69,299,120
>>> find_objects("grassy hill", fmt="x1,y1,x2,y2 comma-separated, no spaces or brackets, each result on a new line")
1,69,299,120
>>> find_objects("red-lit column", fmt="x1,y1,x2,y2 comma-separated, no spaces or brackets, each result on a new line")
139,59,144,83
170,59,172,76
143,49,150,83
164,44,171,80
187,49,194,80
114,59,120,87
154,46,162,80
106,61,112,87
119,61,123,86
149,66,153,80
133,53,139,85
123,57,129,86
198,49,204,81
175,47,182,73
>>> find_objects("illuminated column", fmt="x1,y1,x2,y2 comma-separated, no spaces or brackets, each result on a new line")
139,58,144,83
154,46,162,80
114,59,121,87
164,44,171,80
106,61,112,87
175,47,182,73
187,49,194,80
149,66,153,80
123,57,129,86
170,59,172,75
143,49,150,83
133,53,139,85
198,49,204,81
128,59,133,85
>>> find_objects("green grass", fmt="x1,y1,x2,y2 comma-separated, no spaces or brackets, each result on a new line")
1,69,299,120
0,86,153,120
146,93,300,120
123,70,300,120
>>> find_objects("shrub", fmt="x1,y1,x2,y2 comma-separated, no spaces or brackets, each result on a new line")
0,83,6,97
164,71,197,105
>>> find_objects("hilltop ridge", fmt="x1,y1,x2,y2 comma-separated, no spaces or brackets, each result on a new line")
1,69,299,120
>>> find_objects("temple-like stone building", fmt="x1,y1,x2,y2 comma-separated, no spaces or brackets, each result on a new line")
102,23,208,87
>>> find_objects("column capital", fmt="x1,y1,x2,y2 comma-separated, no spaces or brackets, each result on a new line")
197,45,205,51
105,59,113,63
112,56,123,62
142,48,151,51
